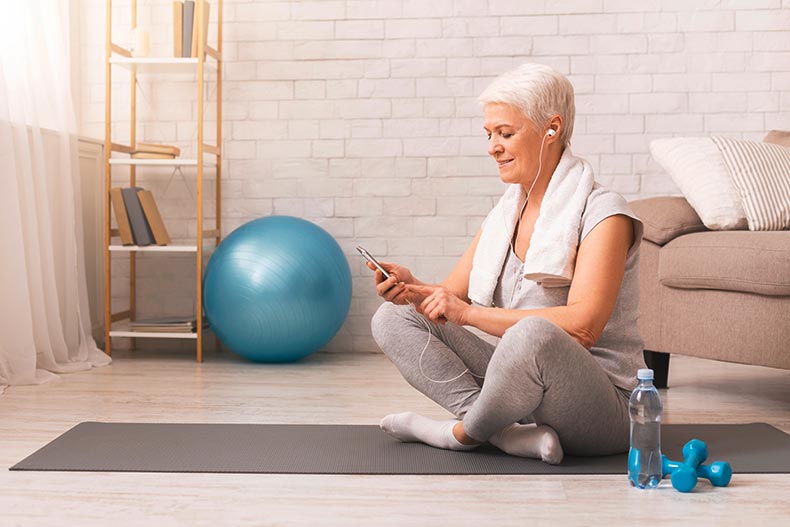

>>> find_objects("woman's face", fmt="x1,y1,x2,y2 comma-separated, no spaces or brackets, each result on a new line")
483,103,544,186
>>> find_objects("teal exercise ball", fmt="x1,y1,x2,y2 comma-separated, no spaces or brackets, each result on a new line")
203,216,352,363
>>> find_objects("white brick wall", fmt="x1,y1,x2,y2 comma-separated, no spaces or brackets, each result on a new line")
81,0,790,354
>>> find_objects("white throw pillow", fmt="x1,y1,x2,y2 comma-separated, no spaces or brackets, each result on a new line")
711,136,790,231
649,137,747,230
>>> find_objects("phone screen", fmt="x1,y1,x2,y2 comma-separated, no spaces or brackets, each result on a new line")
356,245,391,279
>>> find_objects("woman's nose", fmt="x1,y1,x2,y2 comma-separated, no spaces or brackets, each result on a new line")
488,136,502,156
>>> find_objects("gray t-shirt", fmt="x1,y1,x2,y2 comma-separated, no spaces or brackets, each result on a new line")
492,183,646,391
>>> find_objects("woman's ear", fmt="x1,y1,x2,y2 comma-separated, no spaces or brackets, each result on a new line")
546,114,563,143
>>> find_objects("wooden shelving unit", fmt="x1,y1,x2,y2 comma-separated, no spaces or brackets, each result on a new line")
104,0,223,362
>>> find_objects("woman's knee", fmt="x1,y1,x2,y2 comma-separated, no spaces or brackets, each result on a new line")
498,316,564,362
370,302,411,349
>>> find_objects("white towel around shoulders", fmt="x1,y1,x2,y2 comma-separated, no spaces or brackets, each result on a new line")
468,147,595,307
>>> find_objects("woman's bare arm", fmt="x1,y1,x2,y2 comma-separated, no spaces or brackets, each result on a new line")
463,214,635,348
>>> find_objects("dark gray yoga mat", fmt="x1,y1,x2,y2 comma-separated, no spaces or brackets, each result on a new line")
10,422,790,475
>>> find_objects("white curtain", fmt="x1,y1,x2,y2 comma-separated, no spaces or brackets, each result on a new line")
0,0,110,394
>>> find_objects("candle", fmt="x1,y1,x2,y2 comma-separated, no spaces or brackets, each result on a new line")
131,28,150,57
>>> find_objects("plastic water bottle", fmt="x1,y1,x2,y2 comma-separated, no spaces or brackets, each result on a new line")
628,368,663,489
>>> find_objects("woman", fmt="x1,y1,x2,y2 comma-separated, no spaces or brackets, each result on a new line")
368,63,645,464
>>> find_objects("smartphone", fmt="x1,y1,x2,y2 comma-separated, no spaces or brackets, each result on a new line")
356,245,391,279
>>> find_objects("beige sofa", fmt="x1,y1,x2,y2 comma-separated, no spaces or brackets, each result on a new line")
628,197,790,388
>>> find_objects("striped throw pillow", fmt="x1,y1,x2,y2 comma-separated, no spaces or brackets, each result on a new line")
712,136,790,231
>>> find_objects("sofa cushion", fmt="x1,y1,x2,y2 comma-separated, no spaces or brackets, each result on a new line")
630,197,707,246
764,130,790,147
659,231,790,296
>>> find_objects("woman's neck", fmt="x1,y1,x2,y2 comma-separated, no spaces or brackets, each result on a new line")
521,145,564,207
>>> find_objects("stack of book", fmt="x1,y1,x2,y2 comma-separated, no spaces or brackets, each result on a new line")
129,316,198,333
110,187,171,246
131,142,181,160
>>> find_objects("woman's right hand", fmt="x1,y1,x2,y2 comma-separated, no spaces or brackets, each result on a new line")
367,261,415,305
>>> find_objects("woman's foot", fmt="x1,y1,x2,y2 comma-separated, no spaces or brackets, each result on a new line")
488,423,564,464
379,412,479,451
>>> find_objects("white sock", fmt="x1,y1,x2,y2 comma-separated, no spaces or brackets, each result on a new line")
488,423,564,464
380,412,478,451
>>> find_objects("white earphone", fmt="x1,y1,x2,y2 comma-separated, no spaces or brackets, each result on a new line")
546,128,556,137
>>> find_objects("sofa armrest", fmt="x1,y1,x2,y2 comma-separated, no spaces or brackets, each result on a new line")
629,197,708,246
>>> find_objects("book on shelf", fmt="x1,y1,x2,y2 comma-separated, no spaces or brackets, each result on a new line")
130,152,177,159
129,316,199,333
191,1,209,58
135,142,181,156
182,1,194,58
136,189,171,246
109,187,135,245
173,1,183,57
131,141,180,159
121,187,156,246
129,316,209,333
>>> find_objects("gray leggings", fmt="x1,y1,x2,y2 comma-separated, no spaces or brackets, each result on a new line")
371,302,631,456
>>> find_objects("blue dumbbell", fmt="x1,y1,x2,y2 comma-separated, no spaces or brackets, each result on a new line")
661,439,733,492
699,460,733,487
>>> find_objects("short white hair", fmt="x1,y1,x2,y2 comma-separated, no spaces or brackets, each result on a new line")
478,63,575,147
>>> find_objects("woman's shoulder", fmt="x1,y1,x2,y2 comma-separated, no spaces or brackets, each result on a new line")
580,183,643,245
585,183,631,212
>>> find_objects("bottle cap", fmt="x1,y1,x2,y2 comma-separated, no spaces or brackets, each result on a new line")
637,368,654,380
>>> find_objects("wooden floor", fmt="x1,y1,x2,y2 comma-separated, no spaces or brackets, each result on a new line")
2,349,789,526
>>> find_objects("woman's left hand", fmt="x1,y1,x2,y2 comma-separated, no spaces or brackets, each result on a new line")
404,284,472,326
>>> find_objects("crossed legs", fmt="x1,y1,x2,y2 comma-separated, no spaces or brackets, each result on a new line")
371,303,630,462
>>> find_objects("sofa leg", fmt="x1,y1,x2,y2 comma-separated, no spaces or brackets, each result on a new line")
643,350,670,389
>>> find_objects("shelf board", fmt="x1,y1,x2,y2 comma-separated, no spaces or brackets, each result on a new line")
110,325,198,340
109,245,198,252
109,320,210,340
110,56,217,74
110,158,218,167
109,330,197,339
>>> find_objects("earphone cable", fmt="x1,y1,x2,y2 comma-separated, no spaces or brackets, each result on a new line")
502,128,550,298
416,306,486,384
